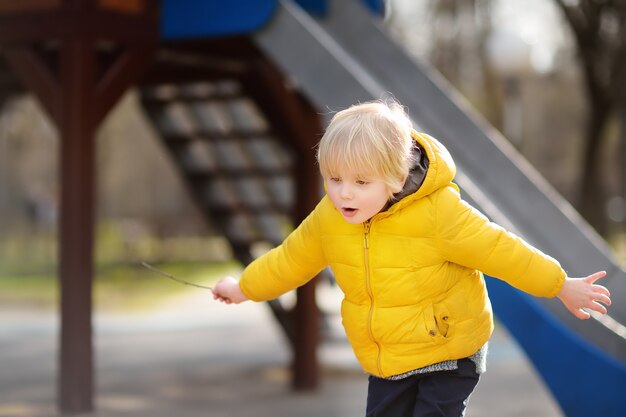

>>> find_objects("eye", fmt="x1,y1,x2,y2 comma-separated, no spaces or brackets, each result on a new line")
356,179,369,185
329,177,341,183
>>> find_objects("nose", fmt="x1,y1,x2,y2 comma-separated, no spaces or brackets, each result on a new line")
340,184,353,200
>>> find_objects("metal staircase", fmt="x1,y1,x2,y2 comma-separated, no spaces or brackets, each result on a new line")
140,79,294,255
137,40,323,345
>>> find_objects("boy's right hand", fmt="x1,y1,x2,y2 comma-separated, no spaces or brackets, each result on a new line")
212,277,249,304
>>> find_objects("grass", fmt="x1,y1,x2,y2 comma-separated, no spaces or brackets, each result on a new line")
0,227,241,312
95,260,240,311
0,271,58,310
0,260,241,312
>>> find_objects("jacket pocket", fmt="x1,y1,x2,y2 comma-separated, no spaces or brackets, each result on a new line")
433,308,450,338
424,303,448,341
433,287,470,339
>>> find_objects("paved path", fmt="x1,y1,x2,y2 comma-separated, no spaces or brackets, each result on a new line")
0,285,562,417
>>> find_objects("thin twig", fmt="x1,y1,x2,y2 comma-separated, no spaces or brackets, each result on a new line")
141,262,213,290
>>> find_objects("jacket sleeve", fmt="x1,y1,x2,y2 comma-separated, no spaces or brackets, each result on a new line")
239,203,328,301
434,185,565,298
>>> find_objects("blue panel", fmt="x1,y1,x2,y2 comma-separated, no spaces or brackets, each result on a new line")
486,276,626,417
361,0,384,15
161,0,278,40
294,0,327,16
294,0,383,17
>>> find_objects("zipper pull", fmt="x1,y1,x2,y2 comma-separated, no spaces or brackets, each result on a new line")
364,221,370,249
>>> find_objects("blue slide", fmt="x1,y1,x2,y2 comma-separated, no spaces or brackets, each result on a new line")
486,278,626,416
161,1,626,415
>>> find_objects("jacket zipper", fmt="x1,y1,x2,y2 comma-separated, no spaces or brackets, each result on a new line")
364,221,383,377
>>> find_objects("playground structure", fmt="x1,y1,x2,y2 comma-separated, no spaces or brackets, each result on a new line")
0,1,624,416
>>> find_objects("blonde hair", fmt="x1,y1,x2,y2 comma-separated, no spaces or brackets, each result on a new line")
316,100,415,197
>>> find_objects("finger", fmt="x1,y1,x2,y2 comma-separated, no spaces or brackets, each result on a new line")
593,284,611,298
586,301,608,315
576,309,591,320
595,301,608,314
568,305,590,320
594,292,611,307
585,270,607,284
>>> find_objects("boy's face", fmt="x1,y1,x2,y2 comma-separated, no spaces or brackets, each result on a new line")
325,170,392,224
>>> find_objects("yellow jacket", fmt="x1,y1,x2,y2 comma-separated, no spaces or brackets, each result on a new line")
240,131,566,378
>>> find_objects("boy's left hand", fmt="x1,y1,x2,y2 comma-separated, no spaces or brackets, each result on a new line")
556,271,611,320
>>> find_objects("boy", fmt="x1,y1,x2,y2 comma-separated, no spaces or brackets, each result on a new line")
212,100,611,417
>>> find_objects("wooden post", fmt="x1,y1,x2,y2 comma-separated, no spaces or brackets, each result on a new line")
293,140,321,390
57,38,96,412
1,1,156,413
242,58,323,390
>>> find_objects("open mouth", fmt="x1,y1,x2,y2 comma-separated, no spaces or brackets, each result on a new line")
341,207,357,217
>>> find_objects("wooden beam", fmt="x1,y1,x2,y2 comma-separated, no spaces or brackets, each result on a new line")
162,37,263,61
2,45,61,123
93,42,156,124
99,0,145,14
0,9,157,43
0,0,60,14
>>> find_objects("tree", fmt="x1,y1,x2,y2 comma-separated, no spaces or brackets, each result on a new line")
554,0,626,235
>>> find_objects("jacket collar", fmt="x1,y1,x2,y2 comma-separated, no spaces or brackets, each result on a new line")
380,130,457,217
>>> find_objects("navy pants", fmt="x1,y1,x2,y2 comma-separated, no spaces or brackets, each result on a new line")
365,359,480,417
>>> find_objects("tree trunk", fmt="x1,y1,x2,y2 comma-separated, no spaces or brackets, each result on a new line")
578,100,610,236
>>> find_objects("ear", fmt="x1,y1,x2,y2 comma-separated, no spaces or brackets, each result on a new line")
389,176,407,194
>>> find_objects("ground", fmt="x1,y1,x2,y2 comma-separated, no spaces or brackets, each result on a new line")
0,282,562,417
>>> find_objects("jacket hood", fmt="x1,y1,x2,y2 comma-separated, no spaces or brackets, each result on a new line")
385,131,456,214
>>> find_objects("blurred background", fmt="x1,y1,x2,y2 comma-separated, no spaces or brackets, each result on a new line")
0,0,624,416
1,1,624,302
